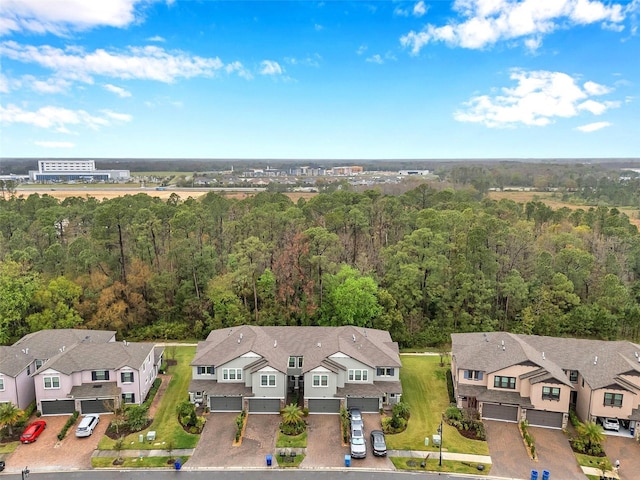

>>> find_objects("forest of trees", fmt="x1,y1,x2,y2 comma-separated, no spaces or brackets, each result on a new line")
1,182,640,347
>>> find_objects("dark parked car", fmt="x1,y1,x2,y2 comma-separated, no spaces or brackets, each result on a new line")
349,407,364,431
370,429,387,456
20,420,46,444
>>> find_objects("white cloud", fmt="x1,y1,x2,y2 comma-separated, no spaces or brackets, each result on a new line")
0,0,157,36
225,61,253,79
394,6,409,17
284,54,321,68
147,35,166,42
104,83,132,97
401,0,627,53
575,121,611,132
0,41,227,83
454,69,620,128
101,110,132,122
0,103,130,132
413,1,428,18
366,54,383,64
0,73,13,93
35,140,75,148
356,45,367,55
260,60,283,76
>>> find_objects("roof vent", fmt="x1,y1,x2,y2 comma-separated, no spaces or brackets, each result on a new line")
635,352,639,358
237,338,241,344
60,345,65,352
274,340,277,348
542,352,545,360
317,342,321,348
594,356,598,365
352,334,356,343
123,340,128,346
502,345,506,351
228,329,232,336
240,333,243,340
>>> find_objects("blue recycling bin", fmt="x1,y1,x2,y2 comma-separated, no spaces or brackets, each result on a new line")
542,470,550,480
530,470,538,480
345,454,351,467
174,458,182,470
266,454,272,466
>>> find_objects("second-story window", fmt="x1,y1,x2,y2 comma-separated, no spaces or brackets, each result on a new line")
464,370,484,381
92,370,110,381
348,369,368,382
569,370,578,383
542,386,561,401
288,356,303,368
604,392,623,407
197,366,214,375
493,376,516,389
376,368,395,376
312,374,328,387
121,371,134,383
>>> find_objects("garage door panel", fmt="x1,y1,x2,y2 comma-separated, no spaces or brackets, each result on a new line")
248,398,281,413
308,399,340,414
210,396,242,412
346,397,379,412
41,399,75,415
482,403,518,422
527,410,563,429
80,398,113,414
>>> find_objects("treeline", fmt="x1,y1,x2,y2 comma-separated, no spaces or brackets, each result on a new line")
1,185,640,346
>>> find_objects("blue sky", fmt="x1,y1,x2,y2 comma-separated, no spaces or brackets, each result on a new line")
0,0,639,159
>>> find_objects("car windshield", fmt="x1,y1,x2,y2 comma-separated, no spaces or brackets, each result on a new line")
351,437,365,445
373,436,385,446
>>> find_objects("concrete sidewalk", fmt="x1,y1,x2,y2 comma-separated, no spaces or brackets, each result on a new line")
92,448,195,458
582,465,619,479
387,449,492,464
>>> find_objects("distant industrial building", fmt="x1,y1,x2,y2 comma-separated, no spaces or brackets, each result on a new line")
329,166,364,175
398,169,430,176
28,160,130,182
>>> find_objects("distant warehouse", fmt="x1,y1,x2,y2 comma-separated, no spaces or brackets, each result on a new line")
29,160,130,182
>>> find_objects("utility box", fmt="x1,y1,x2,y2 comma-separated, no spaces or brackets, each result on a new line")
432,434,441,446
424,437,430,446
345,455,351,467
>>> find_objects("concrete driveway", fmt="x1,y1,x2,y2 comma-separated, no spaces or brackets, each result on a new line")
603,435,640,480
188,413,280,468
4,414,109,473
530,426,583,480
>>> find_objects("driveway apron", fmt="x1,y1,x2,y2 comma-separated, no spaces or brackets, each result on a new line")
302,415,349,468
603,435,640,480
189,412,280,468
530,426,583,480
485,420,535,479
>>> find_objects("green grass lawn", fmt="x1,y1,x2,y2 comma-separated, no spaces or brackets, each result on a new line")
390,456,490,475
385,355,489,455
276,430,307,448
98,346,199,450
92,455,188,468
0,441,19,454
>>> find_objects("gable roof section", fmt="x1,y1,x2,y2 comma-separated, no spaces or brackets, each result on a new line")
192,325,401,373
0,345,34,377
13,329,116,361
37,342,155,375
452,332,640,390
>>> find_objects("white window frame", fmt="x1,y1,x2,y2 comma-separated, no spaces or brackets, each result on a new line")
348,369,368,382
43,376,60,389
223,368,242,380
121,371,134,383
260,374,276,387
312,374,328,387
122,392,135,404
0,377,4,391
35,359,44,369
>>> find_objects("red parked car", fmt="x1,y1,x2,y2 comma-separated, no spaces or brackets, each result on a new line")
20,420,46,444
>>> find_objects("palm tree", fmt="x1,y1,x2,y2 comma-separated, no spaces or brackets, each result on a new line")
576,421,604,451
281,403,303,426
0,402,24,436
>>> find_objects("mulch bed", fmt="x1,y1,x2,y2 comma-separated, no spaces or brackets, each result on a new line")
105,419,153,440
456,427,484,440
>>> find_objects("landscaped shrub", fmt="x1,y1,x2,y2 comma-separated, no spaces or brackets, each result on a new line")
142,378,162,410
570,421,605,456
340,408,349,443
280,403,306,436
568,408,580,428
445,407,485,440
234,410,247,442
57,411,79,440
520,420,536,458
124,405,151,432
445,405,462,423
392,401,410,420
445,370,456,404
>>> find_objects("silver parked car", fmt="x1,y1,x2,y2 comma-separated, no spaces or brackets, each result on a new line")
350,426,366,458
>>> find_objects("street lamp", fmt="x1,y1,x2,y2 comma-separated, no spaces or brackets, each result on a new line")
438,420,443,467
22,466,29,480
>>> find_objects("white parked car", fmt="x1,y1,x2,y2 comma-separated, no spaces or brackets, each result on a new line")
350,426,366,458
601,417,620,431
75,414,100,437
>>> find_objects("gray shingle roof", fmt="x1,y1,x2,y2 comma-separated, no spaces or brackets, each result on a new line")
188,379,252,397
337,380,402,397
452,332,640,390
69,382,120,399
13,329,116,361
193,325,401,373
40,342,156,375
0,346,34,377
